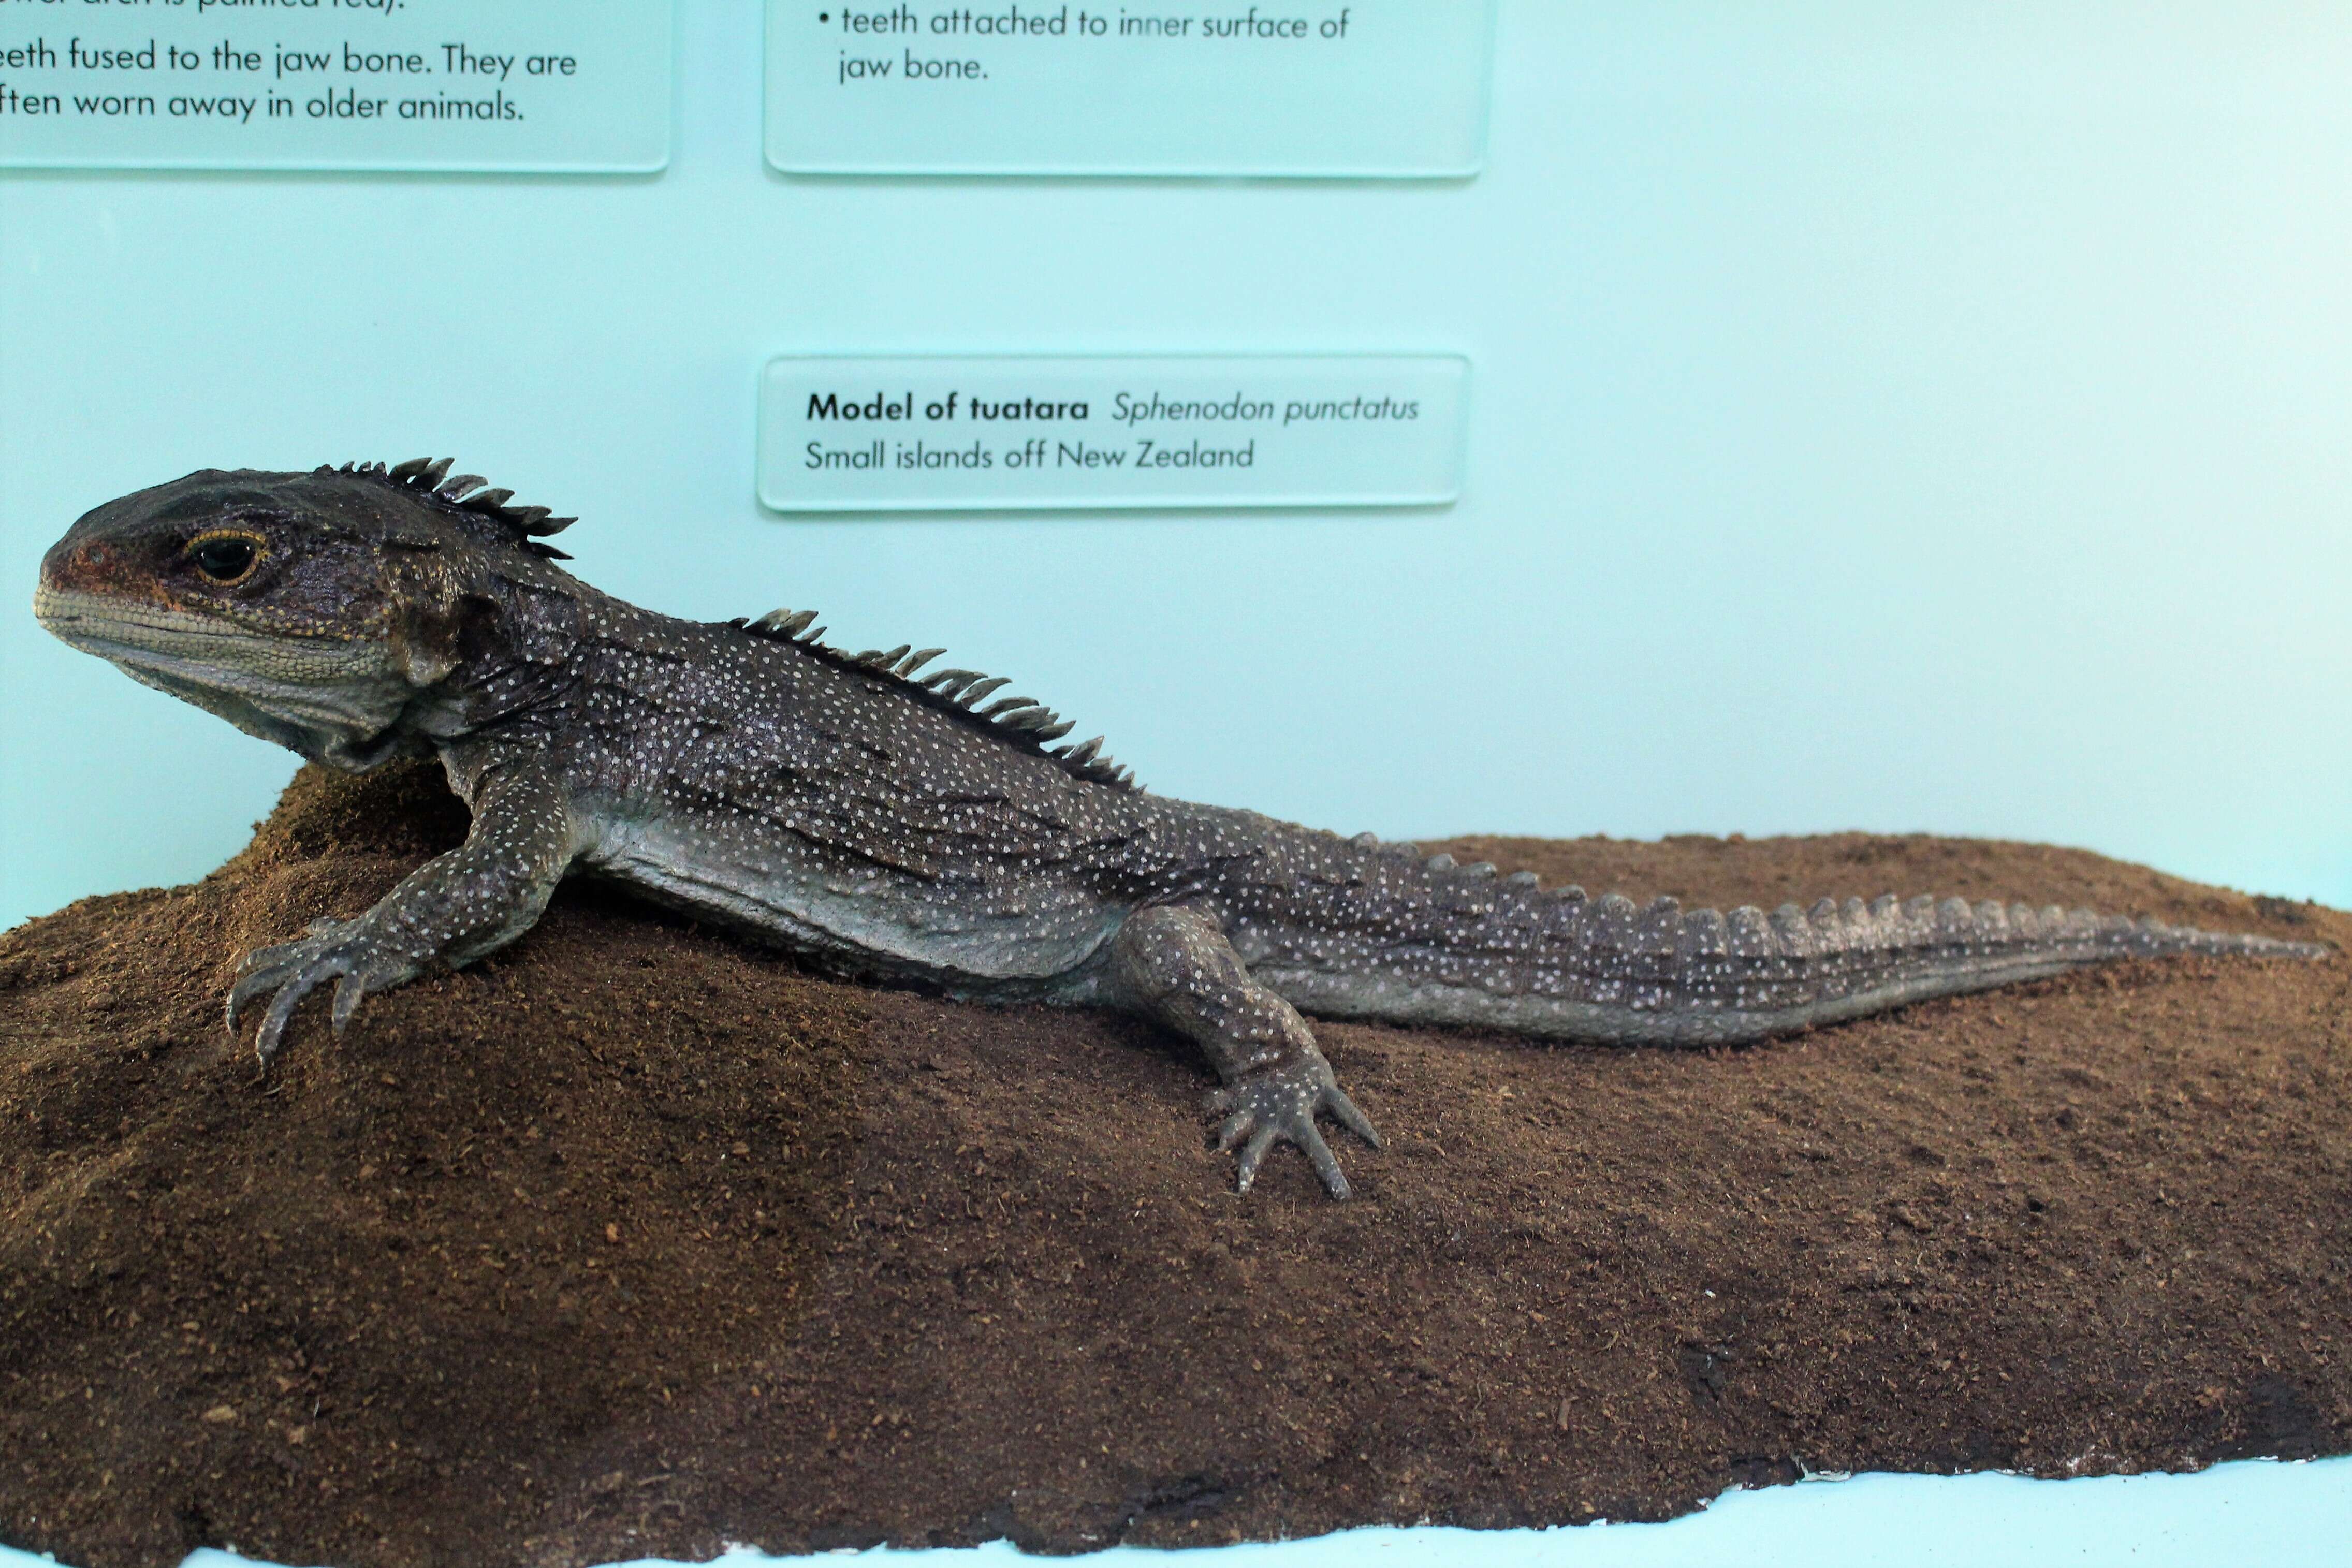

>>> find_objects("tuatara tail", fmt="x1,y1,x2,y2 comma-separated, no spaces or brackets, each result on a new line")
1253,876,2331,1047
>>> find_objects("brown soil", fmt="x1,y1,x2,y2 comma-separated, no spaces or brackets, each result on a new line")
2,763,2347,1568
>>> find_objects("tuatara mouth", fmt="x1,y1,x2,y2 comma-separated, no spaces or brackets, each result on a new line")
34,579,362,657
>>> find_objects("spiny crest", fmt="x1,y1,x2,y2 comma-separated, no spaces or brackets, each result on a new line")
328,458,578,561
731,608,1139,792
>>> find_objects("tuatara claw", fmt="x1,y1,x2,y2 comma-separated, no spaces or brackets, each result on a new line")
225,917,420,1066
1208,1051,1380,1199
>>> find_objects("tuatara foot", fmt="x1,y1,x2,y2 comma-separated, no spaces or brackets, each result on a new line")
1209,1050,1381,1199
226,916,428,1066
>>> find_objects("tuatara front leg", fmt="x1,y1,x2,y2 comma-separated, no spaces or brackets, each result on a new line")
227,757,579,1064
1109,902,1380,1198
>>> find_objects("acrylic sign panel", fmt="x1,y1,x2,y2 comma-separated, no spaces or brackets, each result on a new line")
758,354,1469,512
764,1,1496,176
0,0,671,172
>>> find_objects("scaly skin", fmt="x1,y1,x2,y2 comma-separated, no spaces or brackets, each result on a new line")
33,461,2330,1198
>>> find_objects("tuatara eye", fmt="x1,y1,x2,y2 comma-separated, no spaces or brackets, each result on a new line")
188,534,259,583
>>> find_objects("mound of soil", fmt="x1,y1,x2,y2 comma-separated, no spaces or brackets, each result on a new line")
2,763,2346,1568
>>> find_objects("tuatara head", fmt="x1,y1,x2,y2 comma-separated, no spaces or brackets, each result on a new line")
34,460,580,771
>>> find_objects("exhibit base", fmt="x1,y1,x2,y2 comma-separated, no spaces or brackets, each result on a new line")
1,764,2343,1568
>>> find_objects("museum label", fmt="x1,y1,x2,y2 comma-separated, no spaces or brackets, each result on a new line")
0,0,671,172
764,1,1495,176
758,354,1469,512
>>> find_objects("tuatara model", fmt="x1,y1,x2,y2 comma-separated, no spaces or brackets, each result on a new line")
33,461,2328,1197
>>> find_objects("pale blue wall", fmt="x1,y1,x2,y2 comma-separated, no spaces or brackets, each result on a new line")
6,3,2347,930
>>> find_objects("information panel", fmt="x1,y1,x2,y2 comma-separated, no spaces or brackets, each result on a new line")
759,354,1468,512
0,0,671,172
764,2,1495,177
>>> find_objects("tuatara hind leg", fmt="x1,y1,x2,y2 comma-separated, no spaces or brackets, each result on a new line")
1108,902,1380,1198
227,758,578,1065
